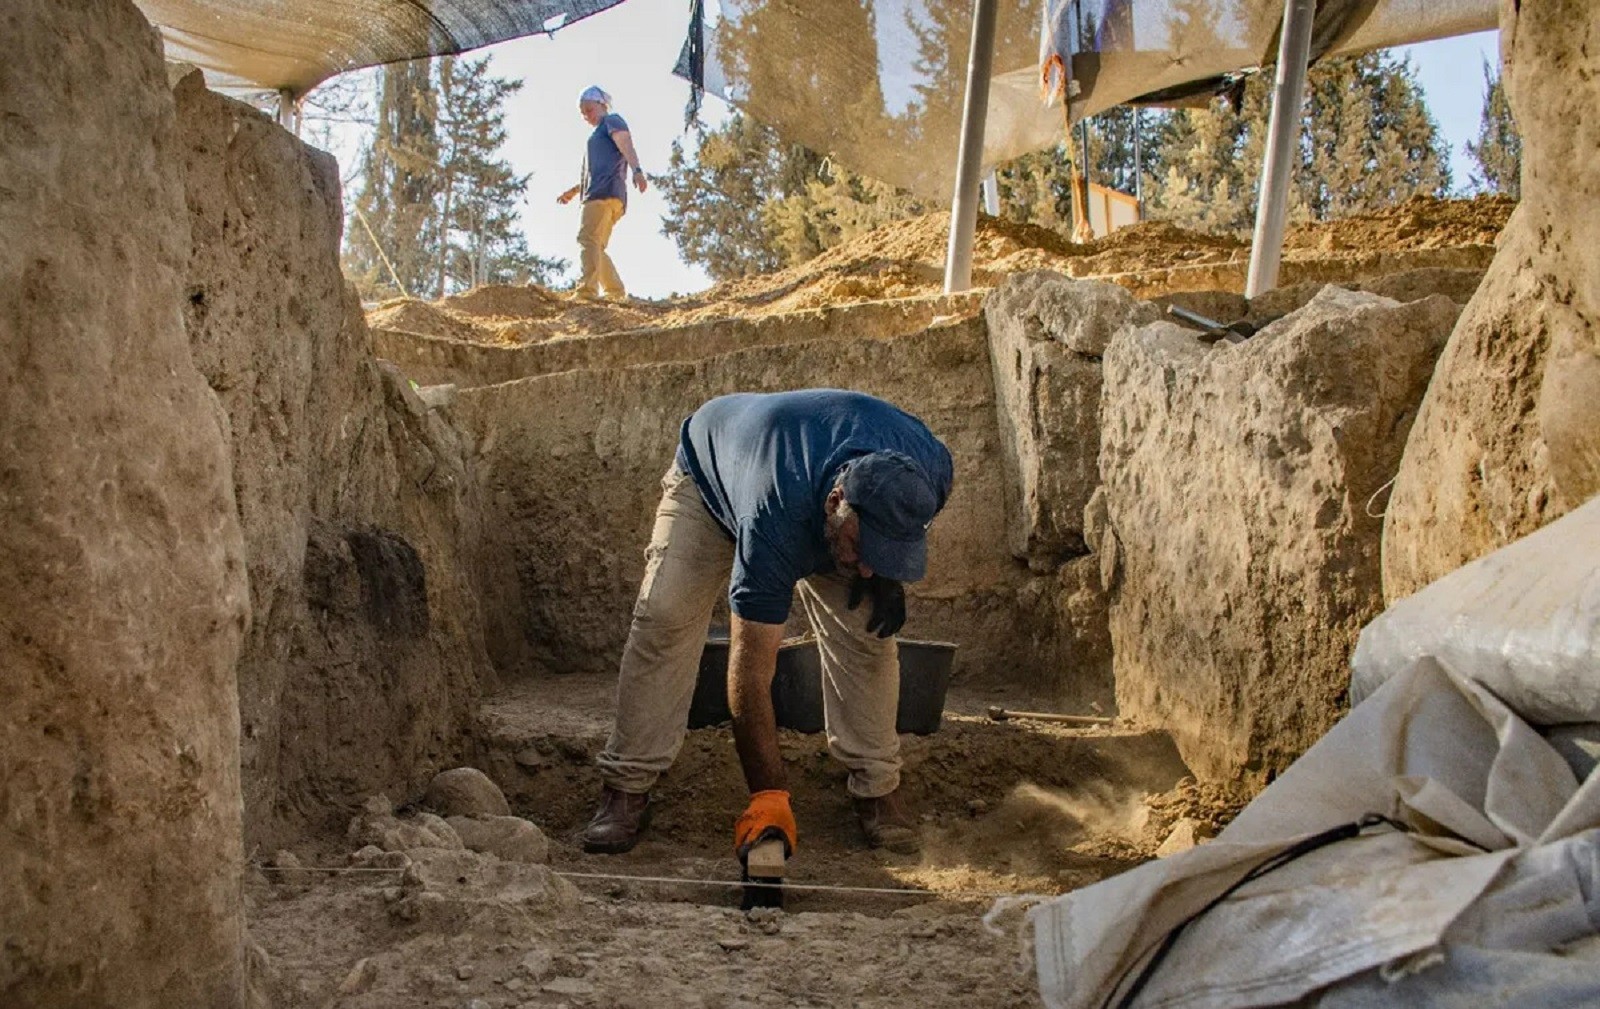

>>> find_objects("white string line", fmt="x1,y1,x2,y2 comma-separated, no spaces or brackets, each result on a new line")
254,862,1046,901
1365,475,1398,518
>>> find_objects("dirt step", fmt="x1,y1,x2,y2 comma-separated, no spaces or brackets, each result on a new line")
473,674,1201,915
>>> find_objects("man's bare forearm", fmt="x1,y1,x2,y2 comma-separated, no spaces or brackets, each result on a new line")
728,616,786,793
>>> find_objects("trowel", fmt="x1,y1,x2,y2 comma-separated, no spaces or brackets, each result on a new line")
740,833,788,910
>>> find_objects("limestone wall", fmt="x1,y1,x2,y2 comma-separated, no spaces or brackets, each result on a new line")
173,77,492,847
454,317,1106,703
1097,289,1458,781
1382,0,1600,598
0,1,249,1004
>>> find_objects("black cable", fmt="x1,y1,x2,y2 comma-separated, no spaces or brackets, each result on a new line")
1102,813,1413,1009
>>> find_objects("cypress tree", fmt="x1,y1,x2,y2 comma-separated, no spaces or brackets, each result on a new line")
1465,60,1521,199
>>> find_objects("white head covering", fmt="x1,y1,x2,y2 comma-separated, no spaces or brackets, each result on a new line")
578,85,612,107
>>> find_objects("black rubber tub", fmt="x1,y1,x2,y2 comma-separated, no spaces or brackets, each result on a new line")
687,636,957,735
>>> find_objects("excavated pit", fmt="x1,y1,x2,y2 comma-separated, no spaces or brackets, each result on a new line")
16,0,1578,1002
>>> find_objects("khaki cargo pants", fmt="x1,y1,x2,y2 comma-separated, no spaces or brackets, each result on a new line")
597,465,902,799
575,197,625,298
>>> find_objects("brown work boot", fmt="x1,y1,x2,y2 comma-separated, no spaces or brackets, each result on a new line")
853,789,920,854
580,787,652,854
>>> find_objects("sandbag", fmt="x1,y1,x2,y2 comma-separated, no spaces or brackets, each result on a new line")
1353,496,1600,724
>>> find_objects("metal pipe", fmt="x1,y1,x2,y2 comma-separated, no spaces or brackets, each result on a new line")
1133,107,1144,211
1245,0,1316,299
943,0,998,294
276,88,298,133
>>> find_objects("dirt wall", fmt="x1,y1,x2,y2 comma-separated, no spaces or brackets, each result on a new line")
371,293,984,389
1098,289,1458,781
455,317,1106,704
173,76,493,847
1382,0,1600,598
0,1,249,1004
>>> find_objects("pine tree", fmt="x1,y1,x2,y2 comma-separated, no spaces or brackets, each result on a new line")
344,56,561,300
346,59,441,299
434,56,564,294
656,112,923,281
1301,52,1450,218
1146,79,1264,235
1148,52,1448,235
1466,60,1521,199
658,114,810,279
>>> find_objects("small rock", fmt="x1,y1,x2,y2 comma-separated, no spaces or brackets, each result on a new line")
426,767,511,817
513,747,547,769
465,1000,491,1009
362,794,394,816
518,949,555,982
966,799,988,816
1156,818,1203,857
551,953,586,977
456,964,476,981
504,977,525,992
414,812,465,848
336,957,377,995
542,978,596,997
350,845,411,870
717,938,751,952
266,850,311,886
417,383,458,410
449,815,550,864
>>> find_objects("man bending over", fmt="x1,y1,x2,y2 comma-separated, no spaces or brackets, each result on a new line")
582,389,954,867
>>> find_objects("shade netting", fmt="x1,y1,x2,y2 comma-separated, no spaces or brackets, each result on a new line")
135,0,629,95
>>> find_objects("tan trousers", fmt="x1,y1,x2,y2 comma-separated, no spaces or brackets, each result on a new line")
597,466,902,799
575,197,625,297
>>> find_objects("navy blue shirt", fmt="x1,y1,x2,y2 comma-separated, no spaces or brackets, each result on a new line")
675,390,954,624
582,112,631,204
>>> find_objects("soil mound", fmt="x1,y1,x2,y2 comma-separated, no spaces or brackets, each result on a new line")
367,298,486,342
439,283,562,320
1285,195,1514,253
367,198,1513,347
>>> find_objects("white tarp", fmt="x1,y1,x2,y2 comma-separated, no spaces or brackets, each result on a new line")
1027,494,1600,1008
1027,658,1600,1006
1355,496,1600,725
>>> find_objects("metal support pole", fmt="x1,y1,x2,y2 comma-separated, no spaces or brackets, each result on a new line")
1245,0,1316,299
982,169,1000,216
276,88,299,134
1132,107,1144,213
943,0,998,294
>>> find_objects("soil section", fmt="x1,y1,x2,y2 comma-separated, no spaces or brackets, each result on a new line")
367,197,1512,349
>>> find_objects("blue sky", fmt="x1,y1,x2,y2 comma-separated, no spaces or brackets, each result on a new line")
355,1,1501,299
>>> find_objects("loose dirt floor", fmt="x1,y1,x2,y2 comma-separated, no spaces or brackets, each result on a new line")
366,196,1514,347
249,676,1249,1008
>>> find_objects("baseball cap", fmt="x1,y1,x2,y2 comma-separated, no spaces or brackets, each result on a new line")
840,451,941,582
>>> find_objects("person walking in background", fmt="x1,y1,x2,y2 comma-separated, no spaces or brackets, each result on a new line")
556,85,647,301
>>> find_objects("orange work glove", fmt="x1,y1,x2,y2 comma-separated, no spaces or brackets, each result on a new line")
733,789,798,861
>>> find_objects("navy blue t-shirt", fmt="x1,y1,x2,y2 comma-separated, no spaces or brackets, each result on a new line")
674,390,954,624
582,112,631,204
